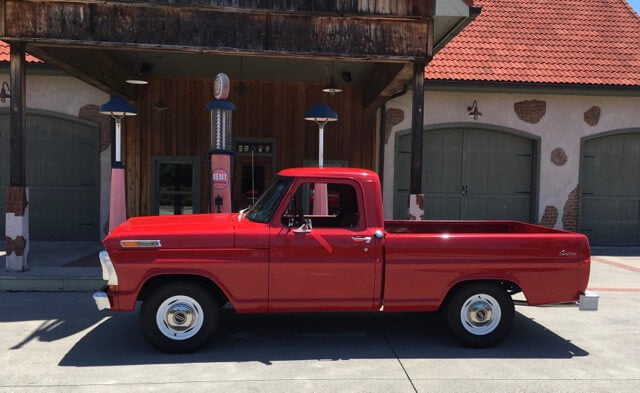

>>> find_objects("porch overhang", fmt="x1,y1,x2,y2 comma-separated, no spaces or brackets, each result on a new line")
0,1,431,60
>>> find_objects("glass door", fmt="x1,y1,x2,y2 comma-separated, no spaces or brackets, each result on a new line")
152,156,201,215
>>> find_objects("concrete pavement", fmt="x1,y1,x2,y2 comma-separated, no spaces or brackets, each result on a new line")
0,255,638,392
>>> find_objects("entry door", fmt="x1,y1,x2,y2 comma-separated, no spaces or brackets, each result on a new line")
581,132,640,245
395,128,534,221
269,180,377,311
1,111,100,240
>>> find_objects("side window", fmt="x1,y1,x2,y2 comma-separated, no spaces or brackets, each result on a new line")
282,182,360,229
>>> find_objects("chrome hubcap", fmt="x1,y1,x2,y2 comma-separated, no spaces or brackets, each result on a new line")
460,294,501,336
156,295,203,341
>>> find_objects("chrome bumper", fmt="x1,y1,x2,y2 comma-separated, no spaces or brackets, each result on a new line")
94,251,118,311
93,291,111,310
99,251,118,286
514,291,599,311
579,291,599,311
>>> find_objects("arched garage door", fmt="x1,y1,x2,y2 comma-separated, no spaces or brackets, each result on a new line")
394,127,536,221
581,131,640,245
0,110,99,240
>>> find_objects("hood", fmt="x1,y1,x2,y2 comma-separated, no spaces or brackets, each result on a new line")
103,213,235,250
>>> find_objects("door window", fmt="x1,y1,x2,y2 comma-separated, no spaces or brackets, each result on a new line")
282,182,361,229
152,157,201,215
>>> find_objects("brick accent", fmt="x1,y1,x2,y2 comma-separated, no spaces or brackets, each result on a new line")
78,104,112,152
514,100,546,124
584,106,601,126
5,235,26,256
6,186,28,216
539,206,559,228
562,186,580,232
551,148,568,166
384,108,404,144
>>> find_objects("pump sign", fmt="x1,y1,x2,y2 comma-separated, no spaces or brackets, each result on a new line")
212,168,229,190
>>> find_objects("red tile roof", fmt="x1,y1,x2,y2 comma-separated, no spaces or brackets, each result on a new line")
426,0,640,86
0,41,42,63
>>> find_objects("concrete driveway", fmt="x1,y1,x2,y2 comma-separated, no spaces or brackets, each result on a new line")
0,253,639,393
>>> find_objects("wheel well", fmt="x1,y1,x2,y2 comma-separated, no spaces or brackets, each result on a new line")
440,279,523,310
137,274,230,307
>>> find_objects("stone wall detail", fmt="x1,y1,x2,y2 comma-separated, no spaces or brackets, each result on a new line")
408,194,424,220
78,104,112,152
584,106,601,126
562,185,580,232
514,99,547,124
384,108,404,144
6,186,28,216
539,206,559,228
551,148,568,166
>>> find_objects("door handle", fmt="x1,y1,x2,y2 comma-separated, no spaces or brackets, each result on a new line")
352,236,372,244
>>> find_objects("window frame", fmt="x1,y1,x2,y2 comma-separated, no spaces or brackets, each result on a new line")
272,177,366,231
151,156,201,216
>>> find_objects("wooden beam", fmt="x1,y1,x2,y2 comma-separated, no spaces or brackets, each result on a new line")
24,45,136,100
364,62,413,113
9,41,26,187
1,0,430,61
410,59,425,195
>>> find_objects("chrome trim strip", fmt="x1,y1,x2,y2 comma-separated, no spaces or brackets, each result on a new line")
93,291,111,311
98,251,118,286
120,240,162,248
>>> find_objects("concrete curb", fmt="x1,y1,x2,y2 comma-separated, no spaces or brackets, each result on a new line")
0,275,106,292
0,266,106,292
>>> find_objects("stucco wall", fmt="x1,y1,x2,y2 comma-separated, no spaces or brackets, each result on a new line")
382,90,640,229
0,73,111,238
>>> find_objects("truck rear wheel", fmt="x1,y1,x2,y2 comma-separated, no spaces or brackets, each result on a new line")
140,282,220,353
445,282,514,348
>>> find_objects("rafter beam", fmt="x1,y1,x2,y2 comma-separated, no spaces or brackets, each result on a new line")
24,45,135,100
364,62,414,113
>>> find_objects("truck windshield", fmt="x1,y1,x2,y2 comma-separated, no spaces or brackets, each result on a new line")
245,176,293,223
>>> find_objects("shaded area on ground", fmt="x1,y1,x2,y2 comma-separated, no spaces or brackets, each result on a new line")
0,292,587,366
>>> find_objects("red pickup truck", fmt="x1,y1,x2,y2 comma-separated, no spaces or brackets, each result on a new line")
94,167,598,353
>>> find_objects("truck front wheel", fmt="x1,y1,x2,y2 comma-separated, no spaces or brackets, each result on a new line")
445,282,515,348
140,282,220,353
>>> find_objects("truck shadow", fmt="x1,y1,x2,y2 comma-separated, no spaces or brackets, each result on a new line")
58,308,588,366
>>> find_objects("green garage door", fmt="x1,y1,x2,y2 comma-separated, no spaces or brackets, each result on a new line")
0,111,99,240
581,132,640,245
394,128,535,221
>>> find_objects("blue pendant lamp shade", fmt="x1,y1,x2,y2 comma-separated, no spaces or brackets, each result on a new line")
206,100,236,111
304,104,338,122
100,96,137,117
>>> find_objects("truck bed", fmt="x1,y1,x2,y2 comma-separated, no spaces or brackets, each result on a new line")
384,220,567,234
381,220,590,311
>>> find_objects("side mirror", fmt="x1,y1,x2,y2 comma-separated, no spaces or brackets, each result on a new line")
293,218,313,234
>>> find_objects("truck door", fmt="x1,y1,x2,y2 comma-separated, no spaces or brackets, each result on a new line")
268,180,377,311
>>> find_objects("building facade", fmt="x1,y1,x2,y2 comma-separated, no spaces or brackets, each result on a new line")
383,0,640,246
0,44,111,241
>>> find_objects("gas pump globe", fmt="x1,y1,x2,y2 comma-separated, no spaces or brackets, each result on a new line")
207,73,236,213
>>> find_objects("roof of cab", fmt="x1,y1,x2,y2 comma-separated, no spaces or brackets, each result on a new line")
277,167,379,181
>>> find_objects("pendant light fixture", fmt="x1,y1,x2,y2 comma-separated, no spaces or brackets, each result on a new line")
126,52,153,85
235,56,250,94
322,62,342,96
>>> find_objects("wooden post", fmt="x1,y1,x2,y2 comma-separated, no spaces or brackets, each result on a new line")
5,41,29,271
10,42,26,187
408,59,426,220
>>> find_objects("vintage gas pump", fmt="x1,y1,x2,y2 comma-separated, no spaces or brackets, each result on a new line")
207,73,236,213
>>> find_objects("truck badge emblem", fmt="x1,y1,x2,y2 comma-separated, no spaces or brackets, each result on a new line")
559,249,577,256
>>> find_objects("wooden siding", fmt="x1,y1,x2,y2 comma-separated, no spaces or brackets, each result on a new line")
113,1,432,16
3,1,432,60
124,78,376,217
